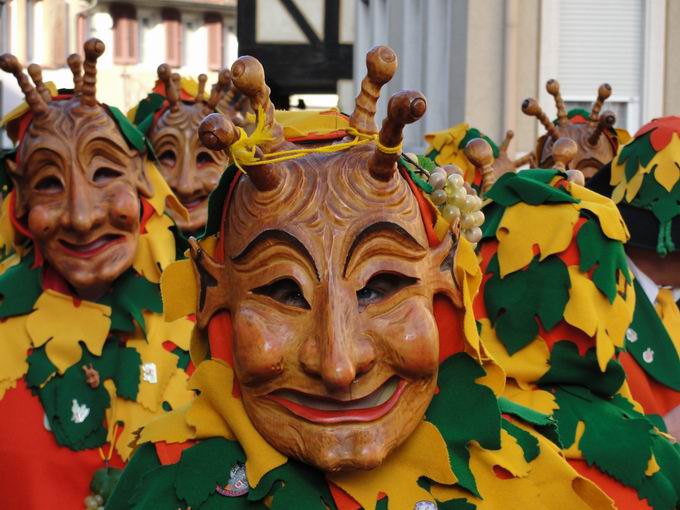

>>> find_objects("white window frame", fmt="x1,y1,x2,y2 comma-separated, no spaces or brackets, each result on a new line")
538,0,665,133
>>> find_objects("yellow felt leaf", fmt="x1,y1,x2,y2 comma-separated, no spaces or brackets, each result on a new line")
570,184,629,242
476,428,531,477
617,380,645,413
138,403,196,445
26,290,111,373
610,157,625,186
503,380,558,415
647,133,680,191
454,237,482,358
133,213,176,283
185,391,235,440
199,235,218,257
615,128,632,145
424,123,477,183
497,203,579,277
478,359,506,396
610,180,626,204
104,380,156,461
624,169,646,203
646,454,661,476
189,360,286,486
161,259,198,322
162,368,194,410
329,421,456,510
563,420,586,459
144,312,193,352
0,315,30,398
0,198,14,257
563,267,634,371
480,319,550,387
145,160,188,221
275,109,349,139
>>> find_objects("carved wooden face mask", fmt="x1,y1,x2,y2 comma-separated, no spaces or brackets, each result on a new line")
523,80,619,179
149,67,231,234
192,48,463,472
1,39,152,300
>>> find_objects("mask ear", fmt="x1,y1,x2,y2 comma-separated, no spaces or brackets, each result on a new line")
4,158,28,218
188,237,230,329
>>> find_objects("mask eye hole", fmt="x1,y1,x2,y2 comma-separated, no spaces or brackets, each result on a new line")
159,150,177,168
34,176,64,193
357,272,418,311
253,278,310,310
93,167,123,184
196,152,216,168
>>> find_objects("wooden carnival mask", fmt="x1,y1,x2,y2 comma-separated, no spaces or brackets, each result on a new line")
0,39,152,300
191,47,463,472
523,80,619,179
149,67,234,234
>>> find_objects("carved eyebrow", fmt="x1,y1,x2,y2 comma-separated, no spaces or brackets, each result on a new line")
344,221,426,275
232,229,320,280
84,137,138,166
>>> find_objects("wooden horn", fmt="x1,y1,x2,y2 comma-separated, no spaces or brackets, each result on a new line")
551,137,578,171
587,110,616,146
67,53,83,93
27,64,51,102
349,45,398,135
196,74,208,101
589,83,612,126
522,98,559,140
546,79,567,127
0,54,48,117
81,38,105,107
465,138,496,195
369,90,426,181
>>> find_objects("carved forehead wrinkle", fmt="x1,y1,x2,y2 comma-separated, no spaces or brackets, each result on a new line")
18,99,128,172
152,102,204,133
225,145,425,258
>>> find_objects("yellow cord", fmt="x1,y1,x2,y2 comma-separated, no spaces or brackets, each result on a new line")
98,422,120,463
228,107,402,174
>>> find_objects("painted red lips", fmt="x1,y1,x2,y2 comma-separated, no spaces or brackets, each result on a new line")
58,234,125,258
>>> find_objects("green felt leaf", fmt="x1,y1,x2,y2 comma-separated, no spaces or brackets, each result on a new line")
175,438,244,507
0,149,16,197
426,353,501,496
633,167,680,225
501,419,539,462
0,253,41,318
635,435,680,510
133,93,165,126
129,464,181,509
38,353,110,450
248,460,336,510
107,105,147,155
552,386,653,488
25,346,57,388
484,169,577,207
399,156,433,193
106,443,162,510
203,165,239,239
479,201,504,240
114,347,142,400
538,341,625,398
484,255,571,354
99,271,162,335
172,346,191,370
576,215,631,303
498,397,553,427
617,131,656,181
438,499,476,510
626,280,680,391
458,128,500,159
91,466,123,502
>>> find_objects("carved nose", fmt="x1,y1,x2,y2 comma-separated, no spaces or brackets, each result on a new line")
63,180,104,231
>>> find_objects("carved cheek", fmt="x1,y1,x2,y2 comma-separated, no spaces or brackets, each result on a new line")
27,204,61,241
107,186,140,230
232,305,297,383
376,299,439,377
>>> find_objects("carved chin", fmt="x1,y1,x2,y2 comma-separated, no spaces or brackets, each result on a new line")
171,199,208,234
241,377,437,472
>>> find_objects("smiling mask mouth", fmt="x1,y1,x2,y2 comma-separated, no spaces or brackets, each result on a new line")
58,233,125,258
266,377,405,423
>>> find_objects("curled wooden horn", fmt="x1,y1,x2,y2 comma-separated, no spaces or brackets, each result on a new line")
350,46,398,134
589,83,612,125
206,69,231,110
198,111,282,191
546,79,567,127
196,74,208,101
551,137,578,171
0,53,48,117
499,130,514,153
27,64,51,103
230,55,285,151
522,97,559,140
157,64,179,111
67,53,84,93
81,38,105,107
369,90,426,181
465,138,496,195
587,110,616,146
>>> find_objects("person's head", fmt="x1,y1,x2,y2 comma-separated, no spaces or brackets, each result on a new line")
523,80,624,180
1,39,151,300
588,115,680,278
190,48,468,472
146,66,238,234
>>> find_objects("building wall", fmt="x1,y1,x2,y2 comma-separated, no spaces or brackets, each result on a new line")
664,0,680,116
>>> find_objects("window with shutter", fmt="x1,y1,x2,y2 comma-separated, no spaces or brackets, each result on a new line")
111,2,138,65
163,8,181,67
205,12,223,71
